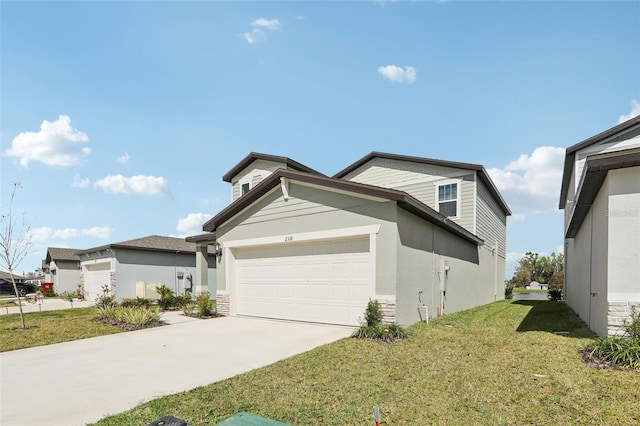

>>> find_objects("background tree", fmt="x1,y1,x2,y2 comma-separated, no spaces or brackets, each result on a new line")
509,251,564,288
0,182,33,329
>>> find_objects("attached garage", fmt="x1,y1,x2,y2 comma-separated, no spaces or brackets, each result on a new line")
83,261,112,301
234,236,373,326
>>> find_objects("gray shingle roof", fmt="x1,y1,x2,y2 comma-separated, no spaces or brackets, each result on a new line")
78,235,216,256
46,247,81,263
0,271,26,281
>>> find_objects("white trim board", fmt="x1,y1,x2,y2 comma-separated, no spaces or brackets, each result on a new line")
222,224,382,248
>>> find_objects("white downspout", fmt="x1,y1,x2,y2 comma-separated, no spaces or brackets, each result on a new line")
494,241,499,300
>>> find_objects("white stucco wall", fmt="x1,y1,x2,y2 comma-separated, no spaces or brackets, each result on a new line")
607,167,640,323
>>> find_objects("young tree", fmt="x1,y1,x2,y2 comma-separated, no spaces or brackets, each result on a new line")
0,182,33,329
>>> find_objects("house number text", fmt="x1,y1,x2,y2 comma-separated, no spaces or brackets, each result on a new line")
284,236,293,242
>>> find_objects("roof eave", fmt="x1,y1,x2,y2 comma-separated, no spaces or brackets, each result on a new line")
565,148,640,238
222,152,322,183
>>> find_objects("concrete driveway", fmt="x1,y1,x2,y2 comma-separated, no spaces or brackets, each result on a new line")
0,314,353,426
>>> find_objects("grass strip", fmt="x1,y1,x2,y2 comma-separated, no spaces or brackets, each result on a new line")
0,307,124,352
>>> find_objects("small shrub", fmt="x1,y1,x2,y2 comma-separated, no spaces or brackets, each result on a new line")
121,297,152,308
196,291,216,316
623,307,640,340
587,308,640,370
175,294,195,315
95,286,117,308
386,322,408,339
548,288,562,301
43,288,56,297
364,299,384,327
353,300,407,342
96,305,161,329
353,322,408,342
505,282,515,299
97,305,119,320
156,285,176,310
119,307,161,328
75,283,85,300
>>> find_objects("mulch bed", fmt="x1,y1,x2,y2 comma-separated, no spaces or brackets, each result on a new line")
578,347,638,372
183,312,224,319
95,318,166,331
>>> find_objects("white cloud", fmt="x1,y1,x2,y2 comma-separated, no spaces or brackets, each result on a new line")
252,18,281,30
378,65,417,84
117,151,130,164
244,17,280,44
4,115,91,168
176,213,213,236
244,29,264,44
618,99,640,124
487,146,565,216
72,174,90,188
29,226,113,243
81,226,114,239
93,174,169,196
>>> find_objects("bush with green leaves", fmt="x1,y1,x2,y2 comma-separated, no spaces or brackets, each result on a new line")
175,294,195,315
588,307,640,370
121,297,153,308
547,287,562,301
505,282,515,299
95,286,117,308
353,299,407,342
196,291,216,316
155,285,176,310
97,305,161,329
364,298,384,326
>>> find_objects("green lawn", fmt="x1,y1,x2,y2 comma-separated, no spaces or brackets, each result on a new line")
513,288,548,294
0,307,124,352
92,300,640,425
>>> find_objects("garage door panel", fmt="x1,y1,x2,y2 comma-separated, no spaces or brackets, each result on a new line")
235,237,373,326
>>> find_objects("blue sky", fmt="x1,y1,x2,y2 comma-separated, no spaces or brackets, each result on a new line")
1,0,639,278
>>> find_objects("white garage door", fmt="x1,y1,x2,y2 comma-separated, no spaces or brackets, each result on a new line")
84,263,111,301
235,237,373,326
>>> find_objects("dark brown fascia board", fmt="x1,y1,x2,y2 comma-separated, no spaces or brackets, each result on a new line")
333,151,511,216
565,148,640,238
185,233,217,243
222,152,323,183
559,116,640,209
204,168,484,246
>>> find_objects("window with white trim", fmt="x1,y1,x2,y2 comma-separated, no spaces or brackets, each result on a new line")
438,183,458,217
241,183,250,195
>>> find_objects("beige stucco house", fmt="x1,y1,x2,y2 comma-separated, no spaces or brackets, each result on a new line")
188,152,510,327
560,116,640,336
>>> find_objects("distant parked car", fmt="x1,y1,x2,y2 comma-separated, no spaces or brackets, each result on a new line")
0,278,37,297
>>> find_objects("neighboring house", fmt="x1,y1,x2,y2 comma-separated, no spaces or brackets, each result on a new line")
188,151,510,327
0,271,26,282
44,247,82,295
73,235,218,302
528,281,548,290
560,116,640,337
